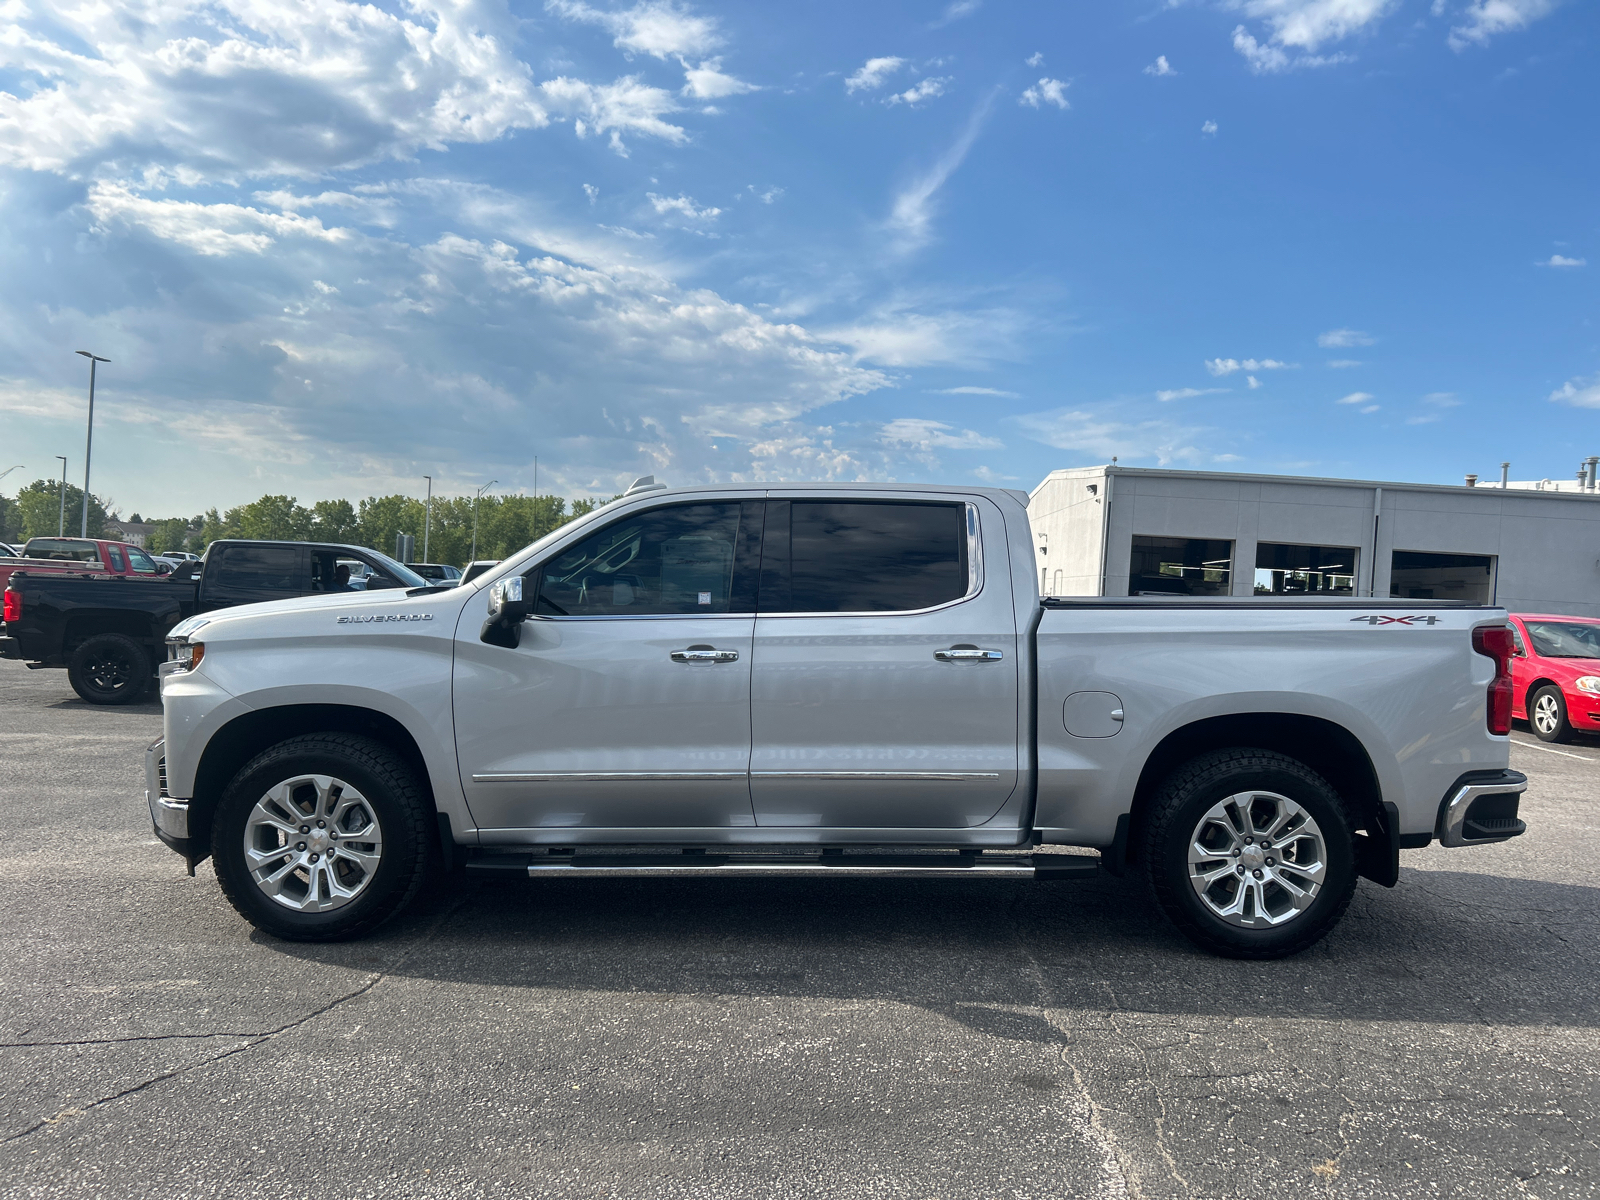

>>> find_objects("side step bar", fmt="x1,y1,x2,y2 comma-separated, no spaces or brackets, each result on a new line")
464,850,1100,880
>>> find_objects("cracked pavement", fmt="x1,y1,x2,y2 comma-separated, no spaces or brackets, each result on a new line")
1,660,1597,1198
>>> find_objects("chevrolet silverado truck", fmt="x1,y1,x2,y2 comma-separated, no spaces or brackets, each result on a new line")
145,482,1527,958
2,540,424,705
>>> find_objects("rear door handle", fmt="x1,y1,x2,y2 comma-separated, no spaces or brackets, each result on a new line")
671,645,739,664
934,647,1004,662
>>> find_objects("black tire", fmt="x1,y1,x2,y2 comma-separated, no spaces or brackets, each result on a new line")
1140,748,1358,960
67,633,151,705
211,734,434,941
1529,685,1572,743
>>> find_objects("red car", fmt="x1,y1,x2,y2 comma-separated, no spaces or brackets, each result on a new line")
1509,613,1600,742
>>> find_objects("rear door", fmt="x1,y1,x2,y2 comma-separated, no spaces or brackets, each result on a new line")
748,496,1020,829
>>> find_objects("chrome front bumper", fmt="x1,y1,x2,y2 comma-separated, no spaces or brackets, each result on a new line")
1437,768,1528,847
145,736,190,842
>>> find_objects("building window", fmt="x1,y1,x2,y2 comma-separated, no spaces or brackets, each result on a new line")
1254,543,1357,596
1128,536,1233,597
1390,551,1496,604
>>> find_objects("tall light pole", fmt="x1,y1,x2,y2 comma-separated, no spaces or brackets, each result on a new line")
55,457,67,536
75,351,110,537
471,479,496,562
422,475,432,564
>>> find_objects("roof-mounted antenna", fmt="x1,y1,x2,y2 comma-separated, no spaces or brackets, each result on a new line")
623,475,668,497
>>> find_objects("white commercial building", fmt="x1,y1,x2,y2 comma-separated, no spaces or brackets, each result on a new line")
1029,465,1600,618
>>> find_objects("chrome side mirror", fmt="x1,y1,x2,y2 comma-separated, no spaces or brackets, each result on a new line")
481,576,530,648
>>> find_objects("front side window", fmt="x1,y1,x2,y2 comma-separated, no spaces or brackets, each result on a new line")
1523,621,1600,659
1129,536,1233,597
215,545,300,592
127,547,160,575
535,502,757,617
761,500,969,613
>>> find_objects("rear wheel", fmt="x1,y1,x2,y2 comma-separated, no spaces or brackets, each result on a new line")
67,633,151,705
1141,748,1357,959
211,734,433,941
1530,685,1572,743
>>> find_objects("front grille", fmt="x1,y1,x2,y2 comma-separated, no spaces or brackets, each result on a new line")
157,756,169,799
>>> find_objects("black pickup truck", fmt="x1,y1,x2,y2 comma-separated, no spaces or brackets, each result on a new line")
0,540,426,705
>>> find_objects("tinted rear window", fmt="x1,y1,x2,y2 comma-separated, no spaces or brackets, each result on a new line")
21,539,100,561
214,546,299,591
767,501,969,613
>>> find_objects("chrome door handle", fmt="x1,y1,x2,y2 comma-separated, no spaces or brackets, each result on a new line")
671,646,739,664
934,647,1004,662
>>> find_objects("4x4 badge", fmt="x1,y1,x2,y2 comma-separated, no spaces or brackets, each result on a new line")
1350,615,1441,626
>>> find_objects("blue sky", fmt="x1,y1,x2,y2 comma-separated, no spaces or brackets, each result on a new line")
0,0,1594,516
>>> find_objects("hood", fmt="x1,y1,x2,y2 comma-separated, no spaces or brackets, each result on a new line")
169,587,467,642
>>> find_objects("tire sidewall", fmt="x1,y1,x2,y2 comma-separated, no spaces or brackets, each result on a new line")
1531,685,1570,743
1151,755,1356,957
68,634,150,705
212,740,425,940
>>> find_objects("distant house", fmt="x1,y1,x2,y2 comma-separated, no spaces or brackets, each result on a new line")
104,520,155,547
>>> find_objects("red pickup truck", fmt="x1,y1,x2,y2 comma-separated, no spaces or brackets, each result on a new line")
0,537,171,592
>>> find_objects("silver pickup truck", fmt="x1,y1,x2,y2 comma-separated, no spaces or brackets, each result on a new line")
146,482,1526,958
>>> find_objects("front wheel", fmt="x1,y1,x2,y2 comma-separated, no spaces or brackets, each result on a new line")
1530,685,1572,743
211,734,434,941
1141,748,1357,959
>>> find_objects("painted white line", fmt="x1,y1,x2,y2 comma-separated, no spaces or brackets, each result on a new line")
1510,737,1594,760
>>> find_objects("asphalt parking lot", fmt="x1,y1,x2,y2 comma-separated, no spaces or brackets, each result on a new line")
0,660,1596,1199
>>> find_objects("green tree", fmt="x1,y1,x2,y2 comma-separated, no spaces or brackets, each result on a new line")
356,494,428,561
309,499,359,543
235,495,313,541
9,479,110,540
145,518,193,554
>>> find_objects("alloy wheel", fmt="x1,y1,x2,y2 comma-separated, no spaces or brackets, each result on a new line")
1533,692,1561,736
243,774,384,912
1187,790,1327,928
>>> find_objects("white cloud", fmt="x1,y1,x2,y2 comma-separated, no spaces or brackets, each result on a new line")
1234,0,1395,52
1204,357,1293,375
547,0,722,60
87,183,352,256
540,76,686,153
1423,392,1462,407
1551,374,1600,409
1014,408,1220,466
1144,55,1177,76
1156,387,1228,401
1326,358,1362,368
933,386,1021,397
1246,375,1261,388
1336,391,1375,404
1026,52,1045,67
1019,78,1070,109
932,1,982,27
583,184,599,204
1202,119,1219,136
1538,254,1586,268
880,419,1002,450
682,58,757,99
823,302,1026,368
845,57,908,93
972,465,1021,483
1360,404,1379,413
888,91,998,250
887,78,950,107
1231,25,1354,73
747,185,784,204
0,0,560,178
1449,0,1558,49
648,193,721,220
1317,327,1375,347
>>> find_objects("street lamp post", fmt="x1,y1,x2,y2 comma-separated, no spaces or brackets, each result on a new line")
471,480,497,563
422,475,432,564
55,456,67,536
75,351,110,537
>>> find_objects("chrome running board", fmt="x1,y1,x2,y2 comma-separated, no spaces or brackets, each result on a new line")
464,850,1100,880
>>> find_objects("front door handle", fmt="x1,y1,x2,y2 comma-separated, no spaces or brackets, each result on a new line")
934,646,1004,662
671,645,739,664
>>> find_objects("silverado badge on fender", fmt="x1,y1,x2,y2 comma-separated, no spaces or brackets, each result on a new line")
337,613,434,624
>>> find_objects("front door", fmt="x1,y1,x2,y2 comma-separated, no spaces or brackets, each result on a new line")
749,497,1020,830
454,500,763,835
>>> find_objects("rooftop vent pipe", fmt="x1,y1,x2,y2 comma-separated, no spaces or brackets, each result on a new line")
1587,456,1599,490
1465,474,1478,487
1501,462,1510,488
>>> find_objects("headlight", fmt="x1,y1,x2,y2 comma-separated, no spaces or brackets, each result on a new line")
165,638,205,671
1574,676,1600,694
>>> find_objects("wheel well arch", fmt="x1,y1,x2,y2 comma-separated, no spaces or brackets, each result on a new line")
1121,712,1385,869
188,704,436,855
65,615,157,657
1525,677,1560,711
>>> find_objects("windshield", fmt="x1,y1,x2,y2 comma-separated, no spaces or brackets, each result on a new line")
1523,620,1600,660
353,549,427,588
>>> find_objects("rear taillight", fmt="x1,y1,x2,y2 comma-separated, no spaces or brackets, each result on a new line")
1473,624,1515,735
2,588,19,624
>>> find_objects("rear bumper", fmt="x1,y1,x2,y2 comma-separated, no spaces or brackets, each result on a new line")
1437,769,1527,847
